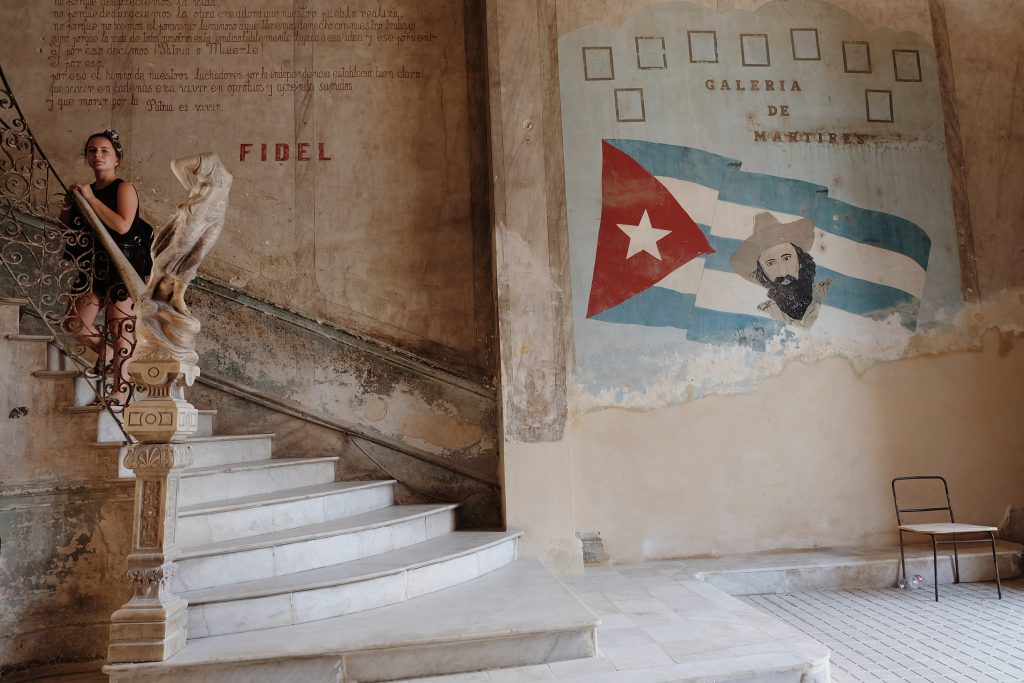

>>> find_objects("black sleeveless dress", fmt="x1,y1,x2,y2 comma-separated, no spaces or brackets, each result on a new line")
67,179,153,301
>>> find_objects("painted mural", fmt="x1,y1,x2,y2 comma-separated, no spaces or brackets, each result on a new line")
560,0,962,403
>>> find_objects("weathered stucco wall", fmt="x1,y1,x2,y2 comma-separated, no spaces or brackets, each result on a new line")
1,4,500,675
187,281,500,506
0,305,133,678
0,0,494,381
0,482,133,680
492,0,1024,573
572,329,1024,562
0,0,502,587
942,0,1024,295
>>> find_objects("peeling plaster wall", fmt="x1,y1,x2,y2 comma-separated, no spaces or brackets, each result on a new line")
0,0,495,383
572,329,1024,562
1,0,502,564
186,283,501,525
187,379,503,528
491,0,1024,573
0,484,133,679
0,313,133,677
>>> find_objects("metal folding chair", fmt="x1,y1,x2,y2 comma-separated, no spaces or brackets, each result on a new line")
891,476,1002,602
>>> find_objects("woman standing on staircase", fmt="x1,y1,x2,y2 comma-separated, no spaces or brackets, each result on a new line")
62,129,153,407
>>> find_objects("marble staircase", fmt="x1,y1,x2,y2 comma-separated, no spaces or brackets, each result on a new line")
0,296,599,682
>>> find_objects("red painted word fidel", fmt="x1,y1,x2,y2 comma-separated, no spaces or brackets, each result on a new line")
239,143,333,161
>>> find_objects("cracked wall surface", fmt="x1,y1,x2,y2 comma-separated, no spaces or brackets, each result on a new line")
0,0,494,383
0,482,133,678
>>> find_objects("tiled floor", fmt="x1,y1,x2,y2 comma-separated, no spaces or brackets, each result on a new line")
743,580,1024,682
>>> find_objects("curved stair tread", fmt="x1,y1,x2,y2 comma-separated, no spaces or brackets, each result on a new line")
107,560,598,675
32,369,82,378
5,333,54,342
182,529,522,604
178,503,459,558
90,421,251,449
181,455,335,476
178,432,272,444
178,479,396,516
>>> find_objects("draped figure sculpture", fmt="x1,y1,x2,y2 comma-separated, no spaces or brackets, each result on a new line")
135,152,232,364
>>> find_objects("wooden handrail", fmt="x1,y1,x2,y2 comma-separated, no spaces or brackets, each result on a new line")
70,188,145,300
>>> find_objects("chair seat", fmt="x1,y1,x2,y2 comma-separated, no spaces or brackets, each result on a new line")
899,522,997,534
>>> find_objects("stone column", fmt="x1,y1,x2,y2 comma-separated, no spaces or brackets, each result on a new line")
107,359,199,663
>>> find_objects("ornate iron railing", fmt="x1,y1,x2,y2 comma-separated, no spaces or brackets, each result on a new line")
4,61,239,662
0,65,136,434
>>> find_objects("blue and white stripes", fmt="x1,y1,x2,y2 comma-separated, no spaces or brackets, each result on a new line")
591,140,932,348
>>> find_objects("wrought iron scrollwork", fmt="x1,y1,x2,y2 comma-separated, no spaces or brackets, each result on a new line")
0,65,137,435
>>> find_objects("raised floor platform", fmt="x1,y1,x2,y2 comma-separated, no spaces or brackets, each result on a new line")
104,559,598,683
403,542,1022,683
37,543,1024,682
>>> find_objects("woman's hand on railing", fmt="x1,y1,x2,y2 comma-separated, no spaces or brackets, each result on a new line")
68,182,95,201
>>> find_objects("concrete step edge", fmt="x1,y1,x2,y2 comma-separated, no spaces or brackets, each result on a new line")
694,544,1024,578
5,333,55,342
178,479,396,517
183,530,522,605
184,432,273,443
181,455,337,477
32,369,82,378
178,503,460,559
104,560,598,679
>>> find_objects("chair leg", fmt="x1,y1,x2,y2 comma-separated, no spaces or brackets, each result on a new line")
898,529,908,588
931,535,939,602
951,534,960,584
989,531,1002,600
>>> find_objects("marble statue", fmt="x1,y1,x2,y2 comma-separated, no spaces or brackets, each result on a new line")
135,153,232,363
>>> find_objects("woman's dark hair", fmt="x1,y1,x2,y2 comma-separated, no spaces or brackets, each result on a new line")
84,129,124,159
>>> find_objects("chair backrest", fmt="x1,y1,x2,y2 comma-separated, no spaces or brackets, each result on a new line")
892,476,956,526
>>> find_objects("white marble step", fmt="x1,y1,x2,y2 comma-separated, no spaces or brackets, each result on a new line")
0,298,25,336
174,503,458,592
0,300,22,336
5,332,55,342
195,410,216,438
177,480,396,546
0,297,28,337
3,332,50,371
180,433,274,467
182,530,521,638
106,559,599,683
178,456,337,508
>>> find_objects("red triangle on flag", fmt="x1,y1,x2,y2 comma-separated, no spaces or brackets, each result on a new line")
586,141,715,318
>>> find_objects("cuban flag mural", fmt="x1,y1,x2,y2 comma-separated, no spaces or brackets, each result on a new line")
558,0,962,399
587,140,933,350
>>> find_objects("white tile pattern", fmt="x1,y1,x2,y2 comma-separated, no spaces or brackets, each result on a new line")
743,580,1024,683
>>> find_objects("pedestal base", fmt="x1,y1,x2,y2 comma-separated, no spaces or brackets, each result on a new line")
108,597,188,664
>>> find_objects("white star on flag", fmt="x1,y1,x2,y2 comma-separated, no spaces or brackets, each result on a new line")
617,210,672,260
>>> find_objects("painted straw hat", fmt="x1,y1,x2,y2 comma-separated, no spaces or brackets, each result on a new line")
729,212,815,284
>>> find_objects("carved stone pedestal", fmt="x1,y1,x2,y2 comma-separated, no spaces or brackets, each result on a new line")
108,360,199,664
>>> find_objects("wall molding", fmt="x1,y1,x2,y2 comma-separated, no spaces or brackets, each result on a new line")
194,277,496,399
198,371,500,488
0,479,133,508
